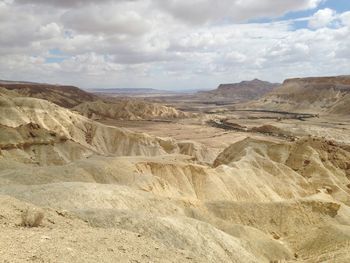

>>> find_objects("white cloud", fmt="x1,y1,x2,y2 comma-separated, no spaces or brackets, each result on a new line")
340,11,350,26
0,0,349,90
39,23,61,38
61,3,150,36
155,0,323,24
308,8,336,29
14,0,117,8
59,53,121,75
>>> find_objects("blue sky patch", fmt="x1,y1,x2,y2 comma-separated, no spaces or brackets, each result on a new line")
46,49,67,63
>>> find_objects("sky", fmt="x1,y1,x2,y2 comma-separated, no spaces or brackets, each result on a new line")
0,0,349,90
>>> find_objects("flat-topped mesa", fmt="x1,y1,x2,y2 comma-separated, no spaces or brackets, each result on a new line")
282,75,350,89
200,79,280,102
217,79,278,90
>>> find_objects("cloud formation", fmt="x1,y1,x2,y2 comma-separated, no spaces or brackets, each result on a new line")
308,8,336,28
0,0,349,90
155,0,323,24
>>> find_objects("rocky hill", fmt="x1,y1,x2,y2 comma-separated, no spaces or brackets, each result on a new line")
197,79,279,102
0,80,96,108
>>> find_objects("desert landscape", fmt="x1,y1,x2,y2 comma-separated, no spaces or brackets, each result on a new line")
0,75,350,263
1,0,350,262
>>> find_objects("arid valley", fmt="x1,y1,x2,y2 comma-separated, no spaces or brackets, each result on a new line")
0,76,350,262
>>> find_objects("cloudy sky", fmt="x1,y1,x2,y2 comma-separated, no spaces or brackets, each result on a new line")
0,0,349,90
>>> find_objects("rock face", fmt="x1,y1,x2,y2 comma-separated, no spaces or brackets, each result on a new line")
252,75,350,114
198,79,279,102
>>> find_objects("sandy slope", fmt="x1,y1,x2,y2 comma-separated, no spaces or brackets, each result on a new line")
1,88,350,262
0,195,202,263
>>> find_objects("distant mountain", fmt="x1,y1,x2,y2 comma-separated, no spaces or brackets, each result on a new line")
0,80,43,85
89,88,162,94
197,79,280,102
250,75,350,115
88,88,181,97
0,80,96,108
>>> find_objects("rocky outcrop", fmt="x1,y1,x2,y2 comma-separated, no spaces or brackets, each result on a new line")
197,79,279,102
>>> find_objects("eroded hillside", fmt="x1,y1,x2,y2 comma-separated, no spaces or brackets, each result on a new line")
250,76,350,115
1,86,350,262
73,99,192,121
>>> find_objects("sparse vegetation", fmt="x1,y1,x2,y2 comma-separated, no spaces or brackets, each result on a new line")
21,208,44,227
